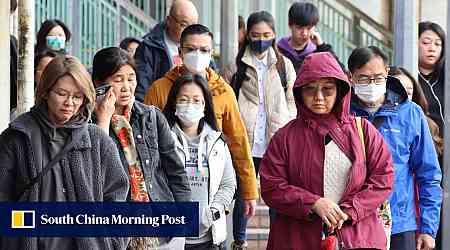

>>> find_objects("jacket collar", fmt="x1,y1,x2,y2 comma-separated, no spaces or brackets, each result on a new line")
142,21,166,50
172,122,223,152
132,101,146,115
10,110,92,150
164,66,227,96
277,37,317,60
351,76,408,118
241,47,278,70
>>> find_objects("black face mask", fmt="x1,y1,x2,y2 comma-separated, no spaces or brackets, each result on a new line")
249,39,273,54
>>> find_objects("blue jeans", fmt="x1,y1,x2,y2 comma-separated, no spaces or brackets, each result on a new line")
232,157,261,241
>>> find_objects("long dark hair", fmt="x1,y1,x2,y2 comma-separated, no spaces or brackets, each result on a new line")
234,11,285,92
91,47,136,86
163,74,218,133
36,19,71,53
419,21,446,80
389,66,429,113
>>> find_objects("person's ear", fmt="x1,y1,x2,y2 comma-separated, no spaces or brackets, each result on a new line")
178,47,183,59
347,72,354,85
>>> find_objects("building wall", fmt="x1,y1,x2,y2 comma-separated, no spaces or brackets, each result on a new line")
420,0,447,30
346,0,448,31
347,0,391,29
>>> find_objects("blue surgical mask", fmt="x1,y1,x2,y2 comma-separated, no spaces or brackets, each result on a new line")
175,103,205,127
46,36,66,51
249,39,273,54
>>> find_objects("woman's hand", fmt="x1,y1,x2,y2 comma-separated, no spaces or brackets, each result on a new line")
94,89,116,132
416,234,435,250
310,30,323,46
312,198,348,231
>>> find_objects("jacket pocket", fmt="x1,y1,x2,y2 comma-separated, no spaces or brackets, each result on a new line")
390,179,408,217
338,213,386,249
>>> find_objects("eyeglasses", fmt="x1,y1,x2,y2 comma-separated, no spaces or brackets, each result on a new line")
51,89,84,104
301,85,336,97
169,15,190,28
181,46,211,55
176,98,204,105
355,76,387,86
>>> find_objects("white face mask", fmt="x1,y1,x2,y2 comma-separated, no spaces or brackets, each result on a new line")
354,82,387,103
182,51,211,74
175,103,205,127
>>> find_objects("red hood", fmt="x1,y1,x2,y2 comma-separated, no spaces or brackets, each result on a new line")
294,52,351,123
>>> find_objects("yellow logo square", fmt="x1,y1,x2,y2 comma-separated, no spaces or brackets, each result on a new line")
11,210,35,229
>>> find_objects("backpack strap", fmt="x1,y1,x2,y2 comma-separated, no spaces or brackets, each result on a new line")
17,131,83,201
276,56,288,92
232,56,288,99
230,73,241,99
355,116,366,160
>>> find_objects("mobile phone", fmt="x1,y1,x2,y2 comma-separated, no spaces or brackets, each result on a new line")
95,84,111,96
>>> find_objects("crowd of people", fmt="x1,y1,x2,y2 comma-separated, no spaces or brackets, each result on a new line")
1,0,446,249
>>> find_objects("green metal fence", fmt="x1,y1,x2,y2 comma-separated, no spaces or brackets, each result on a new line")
235,0,393,65
311,0,393,64
36,0,392,67
36,0,152,66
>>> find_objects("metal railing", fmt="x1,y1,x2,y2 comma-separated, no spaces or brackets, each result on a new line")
311,0,393,63
35,0,392,66
232,0,393,64
237,0,393,65
36,0,157,66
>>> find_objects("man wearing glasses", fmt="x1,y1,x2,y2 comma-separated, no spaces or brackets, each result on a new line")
144,24,259,236
134,0,199,102
348,46,442,250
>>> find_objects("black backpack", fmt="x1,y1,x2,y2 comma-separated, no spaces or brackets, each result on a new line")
231,58,288,99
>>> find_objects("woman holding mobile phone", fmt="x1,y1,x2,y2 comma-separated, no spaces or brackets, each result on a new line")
0,55,129,249
92,47,191,250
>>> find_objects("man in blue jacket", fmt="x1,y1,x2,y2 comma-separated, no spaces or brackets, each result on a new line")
348,46,442,250
134,0,198,102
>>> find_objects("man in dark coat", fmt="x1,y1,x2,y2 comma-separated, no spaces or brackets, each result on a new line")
134,0,198,101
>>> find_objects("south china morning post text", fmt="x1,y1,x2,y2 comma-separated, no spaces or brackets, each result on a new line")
0,202,199,237
40,213,186,227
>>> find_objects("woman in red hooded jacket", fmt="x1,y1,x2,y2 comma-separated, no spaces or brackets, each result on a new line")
260,52,394,250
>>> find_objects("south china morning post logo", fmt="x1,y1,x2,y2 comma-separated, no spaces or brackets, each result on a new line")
0,202,198,237
11,210,35,229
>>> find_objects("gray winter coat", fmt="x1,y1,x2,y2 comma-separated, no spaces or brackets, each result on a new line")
0,107,130,250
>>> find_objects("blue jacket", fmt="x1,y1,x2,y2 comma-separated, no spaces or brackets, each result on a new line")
350,77,442,237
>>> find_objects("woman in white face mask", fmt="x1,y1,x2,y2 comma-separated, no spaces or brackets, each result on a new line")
163,74,237,250
36,19,71,54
